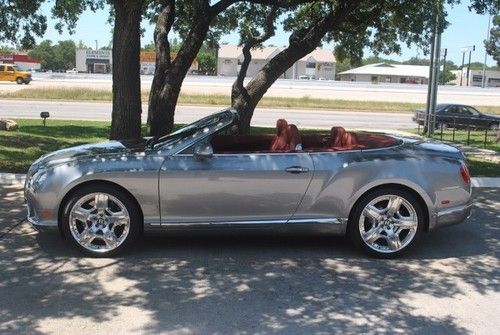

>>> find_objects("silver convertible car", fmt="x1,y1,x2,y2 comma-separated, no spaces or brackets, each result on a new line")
25,109,472,257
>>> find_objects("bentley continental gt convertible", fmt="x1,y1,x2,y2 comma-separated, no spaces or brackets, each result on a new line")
25,108,472,257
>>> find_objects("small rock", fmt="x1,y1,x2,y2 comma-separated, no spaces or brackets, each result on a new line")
0,119,18,131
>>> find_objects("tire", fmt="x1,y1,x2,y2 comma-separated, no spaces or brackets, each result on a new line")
489,122,499,131
16,77,24,84
348,188,424,258
23,79,31,85
61,184,142,257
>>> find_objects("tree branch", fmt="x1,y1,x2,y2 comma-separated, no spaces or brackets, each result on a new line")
154,0,175,67
234,5,279,94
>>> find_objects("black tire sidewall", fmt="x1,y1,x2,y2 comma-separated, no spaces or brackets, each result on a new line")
61,184,142,257
349,188,424,258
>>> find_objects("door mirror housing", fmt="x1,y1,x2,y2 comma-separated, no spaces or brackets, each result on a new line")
193,142,214,160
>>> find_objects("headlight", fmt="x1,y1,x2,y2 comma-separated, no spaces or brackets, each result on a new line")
30,169,48,192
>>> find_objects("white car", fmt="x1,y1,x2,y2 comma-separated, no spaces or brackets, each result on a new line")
66,68,78,74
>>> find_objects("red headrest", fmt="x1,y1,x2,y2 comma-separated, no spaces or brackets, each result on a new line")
287,124,302,150
276,119,288,135
343,132,358,146
330,126,346,147
271,119,290,151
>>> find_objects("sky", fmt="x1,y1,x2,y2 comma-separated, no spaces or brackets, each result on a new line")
38,1,495,67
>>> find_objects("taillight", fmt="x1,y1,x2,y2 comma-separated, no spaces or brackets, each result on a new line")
460,163,470,184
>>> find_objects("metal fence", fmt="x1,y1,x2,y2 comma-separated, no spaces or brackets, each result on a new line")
417,117,499,148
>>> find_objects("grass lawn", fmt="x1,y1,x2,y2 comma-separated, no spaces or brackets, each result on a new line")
3,87,500,114
1,119,498,176
408,128,500,152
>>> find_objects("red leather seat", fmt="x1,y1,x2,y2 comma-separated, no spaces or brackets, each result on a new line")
270,119,289,151
330,126,360,150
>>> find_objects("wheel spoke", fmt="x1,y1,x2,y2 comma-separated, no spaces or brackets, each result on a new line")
363,226,382,244
363,205,383,222
108,211,128,225
393,217,417,230
103,232,119,249
386,196,403,216
79,228,95,247
72,208,92,223
95,194,109,215
386,233,402,250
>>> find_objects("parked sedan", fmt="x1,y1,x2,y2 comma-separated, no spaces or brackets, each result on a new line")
413,104,500,129
25,109,472,258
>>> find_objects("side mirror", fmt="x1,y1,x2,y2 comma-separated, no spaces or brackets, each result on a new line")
193,142,213,160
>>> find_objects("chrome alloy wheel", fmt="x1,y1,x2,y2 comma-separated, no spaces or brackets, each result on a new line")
69,193,131,253
358,195,418,254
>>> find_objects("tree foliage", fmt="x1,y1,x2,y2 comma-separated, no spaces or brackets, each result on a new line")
485,14,500,66
28,40,77,70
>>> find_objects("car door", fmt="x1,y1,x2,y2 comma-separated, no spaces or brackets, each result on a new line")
5,65,16,81
159,149,314,225
0,65,6,81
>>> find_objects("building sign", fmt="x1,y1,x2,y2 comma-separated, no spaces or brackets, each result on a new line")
85,49,111,59
140,51,156,63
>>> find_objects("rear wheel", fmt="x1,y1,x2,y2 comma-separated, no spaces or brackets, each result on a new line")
16,77,24,84
489,122,499,131
349,188,424,258
61,184,142,257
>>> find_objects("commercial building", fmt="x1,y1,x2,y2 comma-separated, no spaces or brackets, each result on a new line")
139,51,198,75
451,69,500,87
217,45,336,80
0,53,41,70
339,63,429,84
76,49,112,73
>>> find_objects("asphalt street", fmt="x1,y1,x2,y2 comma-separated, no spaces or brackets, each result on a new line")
0,99,415,130
0,184,498,334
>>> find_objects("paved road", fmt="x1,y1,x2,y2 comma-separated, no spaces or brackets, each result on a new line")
2,74,500,105
0,99,415,130
0,184,499,334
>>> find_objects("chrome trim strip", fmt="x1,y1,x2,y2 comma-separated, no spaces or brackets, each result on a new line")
159,217,346,227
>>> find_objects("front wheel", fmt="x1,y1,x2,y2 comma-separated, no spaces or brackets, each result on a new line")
61,184,142,257
16,77,24,84
349,188,424,258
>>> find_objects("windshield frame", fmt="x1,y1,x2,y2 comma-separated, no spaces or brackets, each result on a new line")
151,108,237,153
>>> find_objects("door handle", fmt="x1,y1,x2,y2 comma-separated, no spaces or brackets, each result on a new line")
285,166,309,173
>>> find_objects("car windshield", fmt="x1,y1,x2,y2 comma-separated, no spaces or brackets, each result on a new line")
151,109,236,149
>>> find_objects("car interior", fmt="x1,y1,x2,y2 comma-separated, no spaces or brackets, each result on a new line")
210,119,399,154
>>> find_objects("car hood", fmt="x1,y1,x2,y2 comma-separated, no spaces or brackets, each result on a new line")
30,139,148,172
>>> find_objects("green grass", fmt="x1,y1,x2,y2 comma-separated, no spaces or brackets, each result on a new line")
3,87,500,114
1,119,498,176
467,157,500,177
409,128,500,152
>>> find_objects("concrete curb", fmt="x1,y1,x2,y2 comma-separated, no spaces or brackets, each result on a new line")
0,172,498,188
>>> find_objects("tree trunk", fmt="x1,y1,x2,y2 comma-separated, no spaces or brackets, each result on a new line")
231,6,353,133
110,0,143,140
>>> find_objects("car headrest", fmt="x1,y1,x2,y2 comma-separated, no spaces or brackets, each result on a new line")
271,119,290,151
330,126,346,147
276,119,288,136
287,124,302,150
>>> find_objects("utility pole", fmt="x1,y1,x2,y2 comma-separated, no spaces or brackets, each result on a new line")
95,40,98,50
441,48,447,84
482,15,493,88
428,24,442,135
424,19,436,134
466,45,475,86
460,52,466,86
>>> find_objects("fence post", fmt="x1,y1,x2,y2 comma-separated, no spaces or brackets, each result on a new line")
440,123,443,141
467,125,471,145
484,128,488,148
